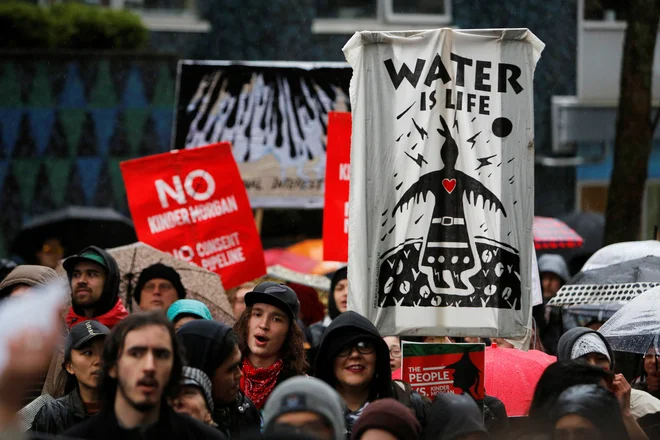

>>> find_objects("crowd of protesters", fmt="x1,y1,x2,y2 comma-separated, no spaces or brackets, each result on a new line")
0,248,659,440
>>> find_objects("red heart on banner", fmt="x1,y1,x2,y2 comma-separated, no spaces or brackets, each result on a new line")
442,178,457,194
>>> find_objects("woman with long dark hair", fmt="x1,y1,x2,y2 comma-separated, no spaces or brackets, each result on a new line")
31,320,110,435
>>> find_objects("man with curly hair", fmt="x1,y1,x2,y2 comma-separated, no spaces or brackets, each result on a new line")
233,282,308,410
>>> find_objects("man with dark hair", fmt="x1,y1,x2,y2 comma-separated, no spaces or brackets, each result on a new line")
233,282,308,410
133,263,187,312
63,246,128,329
64,312,225,439
178,320,260,437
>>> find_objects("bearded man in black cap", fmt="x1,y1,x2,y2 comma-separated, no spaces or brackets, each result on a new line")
134,263,187,312
233,282,308,410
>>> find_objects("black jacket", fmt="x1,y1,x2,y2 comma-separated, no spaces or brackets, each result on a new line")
31,389,88,435
213,391,260,439
63,404,226,440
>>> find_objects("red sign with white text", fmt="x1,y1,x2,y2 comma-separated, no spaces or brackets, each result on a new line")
322,112,351,262
121,143,266,289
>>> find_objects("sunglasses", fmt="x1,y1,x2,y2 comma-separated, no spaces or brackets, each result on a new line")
337,340,375,357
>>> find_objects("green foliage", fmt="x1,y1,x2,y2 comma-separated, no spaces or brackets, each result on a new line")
0,2,148,50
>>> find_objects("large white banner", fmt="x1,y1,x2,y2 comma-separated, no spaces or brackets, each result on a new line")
345,29,544,338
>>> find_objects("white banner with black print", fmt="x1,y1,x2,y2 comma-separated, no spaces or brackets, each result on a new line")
345,29,544,338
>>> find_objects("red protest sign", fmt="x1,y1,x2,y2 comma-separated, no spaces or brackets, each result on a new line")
120,143,266,289
322,112,351,262
402,342,485,404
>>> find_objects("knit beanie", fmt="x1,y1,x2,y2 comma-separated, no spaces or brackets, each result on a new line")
350,398,421,440
133,263,186,304
167,299,213,322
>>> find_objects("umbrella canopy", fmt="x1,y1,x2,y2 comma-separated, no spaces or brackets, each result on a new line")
556,211,605,275
485,344,556,416
558,211,605,256
548,257,660,307
287,239,325,261
108,242,235,325
599,286,660,354
570,256,660,284
533,217,583,250
582,240,660,272
11,206,136,262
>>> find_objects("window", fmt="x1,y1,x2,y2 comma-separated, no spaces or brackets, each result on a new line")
583,0,627,22
313,0,452,34
124,0,196,13
316,0,377,19
387,0,450,23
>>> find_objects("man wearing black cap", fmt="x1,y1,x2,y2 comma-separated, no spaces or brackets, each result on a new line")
233,281,308,411
63,246,128,329
32,320,110,435
134,263,187,312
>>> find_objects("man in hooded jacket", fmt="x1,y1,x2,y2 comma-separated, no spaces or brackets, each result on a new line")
314,311,429,434
177,320,260,438
63,246,128,329
557,327,653,440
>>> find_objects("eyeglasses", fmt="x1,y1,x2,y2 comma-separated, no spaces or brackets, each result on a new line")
337,340,375,357
389,348,402,359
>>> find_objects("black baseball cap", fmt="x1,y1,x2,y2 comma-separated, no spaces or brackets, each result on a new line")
65,320,110,361
244,282,300,320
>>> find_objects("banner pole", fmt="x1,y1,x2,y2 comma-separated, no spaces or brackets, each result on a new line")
254,208,264,235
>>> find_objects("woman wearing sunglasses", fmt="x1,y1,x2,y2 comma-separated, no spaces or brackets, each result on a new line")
314,311,429,435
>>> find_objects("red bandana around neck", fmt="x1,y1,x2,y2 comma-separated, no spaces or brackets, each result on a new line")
240,358,284,409
65,299,129,329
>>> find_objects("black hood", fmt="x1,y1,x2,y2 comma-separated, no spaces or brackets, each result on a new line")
551,384,630,440
424,393,487,440
328,267,347,320
557,327,614,369
177,320,236,382
314,311,392,400
66,246,120,317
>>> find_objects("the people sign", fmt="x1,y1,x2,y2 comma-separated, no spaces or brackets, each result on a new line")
322,111,351,262
402,342,485,406
345,29,544,337
121,143,266,289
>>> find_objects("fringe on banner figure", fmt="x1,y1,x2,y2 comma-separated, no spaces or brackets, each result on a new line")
393,115,507,295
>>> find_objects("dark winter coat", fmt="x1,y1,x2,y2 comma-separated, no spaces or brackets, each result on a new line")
31,388,88,435
213,391,260,439
177,320,260,438
63,404,226,440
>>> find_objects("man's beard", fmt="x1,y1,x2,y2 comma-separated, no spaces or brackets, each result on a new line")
117,378,159,413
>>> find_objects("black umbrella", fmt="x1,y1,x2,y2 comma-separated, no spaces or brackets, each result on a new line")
569,256,660,284
556,211,605,275
11,206,137,262
548,256,660,307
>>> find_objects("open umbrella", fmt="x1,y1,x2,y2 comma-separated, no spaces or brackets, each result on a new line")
11,206,136,262
108,242,234,325
533,217,584,250
548,257,660,307
599,286,660,355
556,211,605,275
582,240,660,272
485,344,556,416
